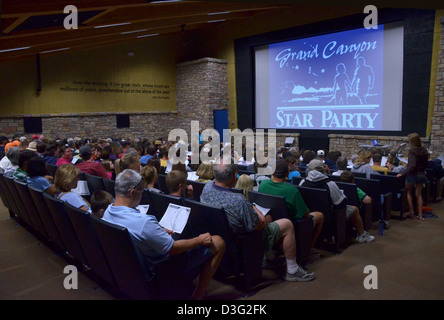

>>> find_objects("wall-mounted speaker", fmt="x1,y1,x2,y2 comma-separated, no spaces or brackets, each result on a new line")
24,117,42,133
116,114,130,128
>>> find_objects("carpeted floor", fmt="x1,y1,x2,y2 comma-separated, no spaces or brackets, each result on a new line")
1,197,443,300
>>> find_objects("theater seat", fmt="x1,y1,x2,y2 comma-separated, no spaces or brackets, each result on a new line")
43,193,88,268
90,214,190,299
183,198,264,293
64,202,116,289
247,190,312,266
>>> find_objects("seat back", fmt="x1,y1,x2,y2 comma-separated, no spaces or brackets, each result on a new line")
89,214,154,299
64,202,116,287
247,190,288,221
85,173,106,195
148,191,183,220
28,186,65,252
296,185,347,251
247,190,312,265
46,163,58,177
335,181,372,230
103,178,116,198
291,176,304,186
334,181,359,207
0,173,15,215
43,193,88,266
4,175,33,228
369,173,407,216
182,198,263,290
187,180,207,201
14,181,48,238
354,177,384,222
156,174,169,194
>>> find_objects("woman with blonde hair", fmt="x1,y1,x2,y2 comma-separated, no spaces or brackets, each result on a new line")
397,133,429,220
351,149,379,179
141,165,161,192
115,153,141,176
235,174,254,200
195,163,215,183
53,163,91,212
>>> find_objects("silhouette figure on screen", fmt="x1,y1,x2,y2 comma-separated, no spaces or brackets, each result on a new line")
331,63,352,105
351,56,375,104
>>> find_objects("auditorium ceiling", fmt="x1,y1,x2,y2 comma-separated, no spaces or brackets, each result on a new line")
0,0,291,64
0,0,441,64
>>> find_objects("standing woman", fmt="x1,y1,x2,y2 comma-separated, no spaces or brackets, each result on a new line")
397,133,429,220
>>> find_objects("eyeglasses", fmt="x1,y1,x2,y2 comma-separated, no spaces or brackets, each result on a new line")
130,176,144,192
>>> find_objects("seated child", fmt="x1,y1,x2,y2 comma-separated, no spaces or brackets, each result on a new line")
90,190,114,218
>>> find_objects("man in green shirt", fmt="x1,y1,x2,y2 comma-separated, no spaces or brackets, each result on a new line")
258,159,324,260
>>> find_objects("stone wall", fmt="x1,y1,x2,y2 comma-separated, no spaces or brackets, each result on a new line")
0,58,228,142
429,18,444,157
329,134,430,158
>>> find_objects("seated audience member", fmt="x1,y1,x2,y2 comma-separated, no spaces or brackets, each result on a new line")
427,153,444,201
36,142,46,157
43,143,58,165
166,170,193,199
13,149,35,183
235,174,254,200
2,146,20,177
56,145,73,166
141,165,162,193
76,145,111,179
27,156,55,196
286,156,301,183
147,158,161,175
299,150,316,173
4,137,20,153
0,136,9,154
332,156,349,176
351,150,380,179
250,161,271,186
201,161,315,282
158,149,169,173
300,159,375,243
54,163,91,212
339,170,373,213
259,159,324,259
316,150,325,161
371,152,389,175
102,169,225,300
386,151,407,174
115,153,141,175
324,151,341,172
90,190,114,218
195,163,215,183
140,145,157,165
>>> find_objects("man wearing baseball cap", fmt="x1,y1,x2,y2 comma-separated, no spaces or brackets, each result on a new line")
259,159,324,262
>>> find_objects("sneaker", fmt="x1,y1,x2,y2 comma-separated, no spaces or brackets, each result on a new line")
384,220,390,230
356,231,375,243
284,267,315,282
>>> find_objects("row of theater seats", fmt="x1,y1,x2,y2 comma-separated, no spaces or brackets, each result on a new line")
0,173,195,299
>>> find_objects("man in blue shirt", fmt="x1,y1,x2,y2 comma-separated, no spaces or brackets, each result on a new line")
102,169,225,300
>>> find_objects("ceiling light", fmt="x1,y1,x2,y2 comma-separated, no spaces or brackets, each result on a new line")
150,0,182,3
208,12,230,15
40,48,70,54
0,46,31,53
120,29,149,35
208,19,226,23
94,22,131,29
137,33,159,38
